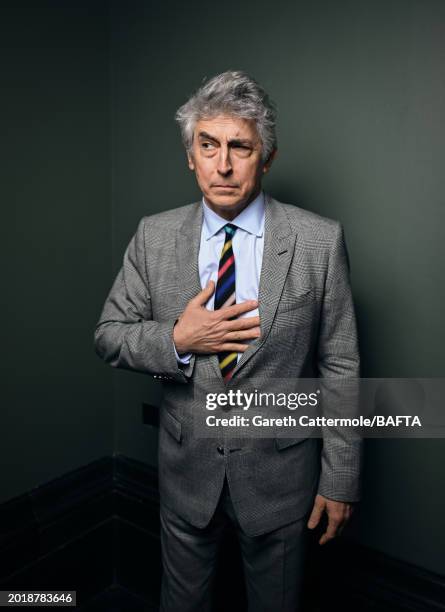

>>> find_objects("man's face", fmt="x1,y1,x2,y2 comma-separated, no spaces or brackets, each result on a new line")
187,114,276,220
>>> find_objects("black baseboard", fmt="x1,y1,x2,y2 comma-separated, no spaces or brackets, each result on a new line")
0,455,444,611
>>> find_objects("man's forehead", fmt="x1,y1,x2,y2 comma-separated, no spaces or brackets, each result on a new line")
194,115,258,140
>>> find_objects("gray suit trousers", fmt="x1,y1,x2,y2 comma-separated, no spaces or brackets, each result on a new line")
160,475,309,612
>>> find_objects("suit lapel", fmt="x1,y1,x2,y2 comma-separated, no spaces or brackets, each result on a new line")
175,201,223,378
175,201,203,308
230,194,297,379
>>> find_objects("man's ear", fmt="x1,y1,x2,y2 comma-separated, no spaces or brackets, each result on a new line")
262,148,278,174
187,151,195,171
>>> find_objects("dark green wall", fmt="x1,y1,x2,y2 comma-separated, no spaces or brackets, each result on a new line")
2,1,113,502
2,0,443,582
110,0,445,574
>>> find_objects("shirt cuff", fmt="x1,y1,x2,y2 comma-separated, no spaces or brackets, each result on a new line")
173,342,192,365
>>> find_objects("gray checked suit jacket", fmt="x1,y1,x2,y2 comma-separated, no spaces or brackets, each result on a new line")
94,193,362,537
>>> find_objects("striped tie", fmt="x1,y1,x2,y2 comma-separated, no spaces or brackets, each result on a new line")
214,223,238,382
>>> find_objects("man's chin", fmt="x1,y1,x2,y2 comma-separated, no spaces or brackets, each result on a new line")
211,189,239,200
205,193,244,208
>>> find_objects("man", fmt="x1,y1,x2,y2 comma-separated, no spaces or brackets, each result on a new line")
94,70,362,611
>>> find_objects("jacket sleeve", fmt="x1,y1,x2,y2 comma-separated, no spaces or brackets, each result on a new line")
316,222,363,502
93,216,195,383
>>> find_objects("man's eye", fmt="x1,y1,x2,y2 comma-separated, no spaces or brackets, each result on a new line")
202,142,215,149
233,145,252,155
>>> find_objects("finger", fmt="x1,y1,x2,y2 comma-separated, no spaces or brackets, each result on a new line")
224,327,261,341
318,531,332,545
319,515,342,545
319,523,338,545
191,281,215,306
218,343,250,353
221,315,261,330
341,509,352,526
222,300,258,318
307,500,325,530
336,509,353,534
336,522,346,537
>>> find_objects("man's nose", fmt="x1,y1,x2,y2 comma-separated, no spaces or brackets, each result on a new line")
217,147,232,175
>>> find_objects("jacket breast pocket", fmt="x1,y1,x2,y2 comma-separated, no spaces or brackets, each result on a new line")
276,289,315,314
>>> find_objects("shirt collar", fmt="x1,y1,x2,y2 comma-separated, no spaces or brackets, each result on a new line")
202,190,265,240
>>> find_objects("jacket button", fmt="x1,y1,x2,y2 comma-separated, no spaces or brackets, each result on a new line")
217,446,224,455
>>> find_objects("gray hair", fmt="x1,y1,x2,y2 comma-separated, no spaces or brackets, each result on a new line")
175,70,277,163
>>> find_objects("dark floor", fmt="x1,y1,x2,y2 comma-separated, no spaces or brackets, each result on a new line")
78,585,158,612
80,585,405,612
76,584,379,612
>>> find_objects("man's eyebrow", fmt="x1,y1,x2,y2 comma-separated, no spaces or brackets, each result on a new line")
228,138,253,147
198,131,219,142
198,131,253,146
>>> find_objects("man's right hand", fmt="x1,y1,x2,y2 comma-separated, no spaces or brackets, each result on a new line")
173,281,261,355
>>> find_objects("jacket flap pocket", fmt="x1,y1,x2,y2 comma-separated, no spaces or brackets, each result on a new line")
162,409,182,443
277,289,315,313
275,436,308,451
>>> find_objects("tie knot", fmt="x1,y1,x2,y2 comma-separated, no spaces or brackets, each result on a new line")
224,223,237,237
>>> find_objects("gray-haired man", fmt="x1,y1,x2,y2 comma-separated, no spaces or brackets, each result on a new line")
94,70,362,611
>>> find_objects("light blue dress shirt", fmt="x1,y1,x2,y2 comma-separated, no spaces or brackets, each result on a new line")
174,190,265,364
